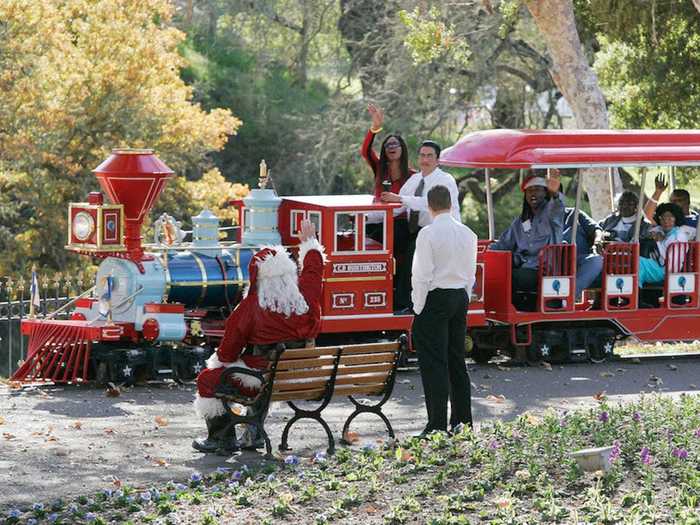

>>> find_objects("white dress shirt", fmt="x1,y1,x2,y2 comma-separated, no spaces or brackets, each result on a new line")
411,212,478,315
399,167,461,226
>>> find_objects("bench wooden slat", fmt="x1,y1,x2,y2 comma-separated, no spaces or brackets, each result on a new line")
280,342,399,359
275,356,337,370
335,384,385,397
272,372,390,393
271,388,326,402
274,362,393,381
337,352,397,366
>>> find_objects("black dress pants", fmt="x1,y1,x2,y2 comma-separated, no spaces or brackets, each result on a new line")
412,288,472,432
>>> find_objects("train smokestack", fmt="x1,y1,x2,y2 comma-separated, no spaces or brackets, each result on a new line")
93,149,174,262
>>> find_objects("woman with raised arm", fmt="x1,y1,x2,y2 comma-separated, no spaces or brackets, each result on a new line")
360,103,415,310
638,203,689,287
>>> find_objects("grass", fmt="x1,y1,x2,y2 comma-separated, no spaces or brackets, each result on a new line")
2,395,699,524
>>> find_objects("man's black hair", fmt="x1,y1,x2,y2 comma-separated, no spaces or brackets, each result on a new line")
419,140,441,158
671,188,691,202
618,190,639,206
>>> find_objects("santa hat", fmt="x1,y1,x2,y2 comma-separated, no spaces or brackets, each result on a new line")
521,174,547,191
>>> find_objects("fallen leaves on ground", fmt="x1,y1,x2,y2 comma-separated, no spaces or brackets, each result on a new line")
153,458,169,467
593,391,607,401
154,416,169,427
104,428,116,435
0,416,5,425
342,431,359,444
105,383,121,397
485,394,506,403
71,421,83,430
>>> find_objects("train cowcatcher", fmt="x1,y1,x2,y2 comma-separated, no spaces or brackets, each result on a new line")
12,129,700,385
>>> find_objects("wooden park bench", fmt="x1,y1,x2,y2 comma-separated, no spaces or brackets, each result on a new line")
215,340,403,456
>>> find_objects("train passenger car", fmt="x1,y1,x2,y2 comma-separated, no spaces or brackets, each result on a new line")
441,129,700,363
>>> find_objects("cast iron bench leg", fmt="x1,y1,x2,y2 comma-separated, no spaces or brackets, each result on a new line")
279,400,336,455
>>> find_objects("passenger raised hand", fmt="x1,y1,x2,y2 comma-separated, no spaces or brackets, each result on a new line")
654,174,668,194
368,103,384,132
547,168,562,194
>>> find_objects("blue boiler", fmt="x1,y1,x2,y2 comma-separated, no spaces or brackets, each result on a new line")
164,248,254,308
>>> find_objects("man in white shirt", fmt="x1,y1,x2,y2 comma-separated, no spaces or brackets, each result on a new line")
410,184,477,436
381,140,461,312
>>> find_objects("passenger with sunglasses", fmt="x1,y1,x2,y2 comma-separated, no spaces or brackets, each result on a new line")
360,103,415,310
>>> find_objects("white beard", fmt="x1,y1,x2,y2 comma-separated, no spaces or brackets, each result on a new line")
256,274,309,317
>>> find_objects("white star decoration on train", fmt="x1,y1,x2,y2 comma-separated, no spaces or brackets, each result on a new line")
193,363,203,374
540,345,550,357
122,365,132,377
603,342,613,354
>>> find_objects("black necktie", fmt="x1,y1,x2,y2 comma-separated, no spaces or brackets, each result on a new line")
408,178,425,234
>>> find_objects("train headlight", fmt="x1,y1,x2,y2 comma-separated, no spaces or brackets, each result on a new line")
72,212,95,241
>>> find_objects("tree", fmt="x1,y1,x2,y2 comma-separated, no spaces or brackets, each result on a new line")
0,0,240,273
522,0,616,219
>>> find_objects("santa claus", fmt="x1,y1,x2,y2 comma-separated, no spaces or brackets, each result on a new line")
193,220,325,452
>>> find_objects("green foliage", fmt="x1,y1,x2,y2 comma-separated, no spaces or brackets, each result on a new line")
399,7,471,66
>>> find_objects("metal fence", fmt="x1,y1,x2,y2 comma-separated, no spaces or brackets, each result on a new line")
0,271,95,378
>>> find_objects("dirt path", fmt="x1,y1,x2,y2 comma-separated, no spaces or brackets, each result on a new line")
2,357,699,508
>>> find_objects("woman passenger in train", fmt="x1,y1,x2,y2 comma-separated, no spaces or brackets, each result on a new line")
489,170,564,310
360,103,415,310
638,203,689,287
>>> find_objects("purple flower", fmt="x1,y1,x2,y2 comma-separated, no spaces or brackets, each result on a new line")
598,411,609,423
632,412,641,422
7,509,21,519
139,491,151,502
190,472,202,483
672,448,689,460
102,489,113,498
85,512,97,522
610,440,621,462
32,503,44,512
640,446,652,465
174,483,187,492
284,454,300,465
27,519,38,525
488,440,501,450
266,473,276,482
232,470,243,480
48,514,59,523
69,503,80,513
694,428,700,438
313,451,327,463
362,443,376,452
150,488,160,500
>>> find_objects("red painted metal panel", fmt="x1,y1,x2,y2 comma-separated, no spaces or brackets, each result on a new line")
144,303,185,313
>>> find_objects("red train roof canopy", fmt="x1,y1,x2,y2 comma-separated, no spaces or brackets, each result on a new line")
440,129,700,169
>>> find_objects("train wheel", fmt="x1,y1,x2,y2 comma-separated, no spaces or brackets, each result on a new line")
590,339,615,364
95,361,112,386
470,345,494,364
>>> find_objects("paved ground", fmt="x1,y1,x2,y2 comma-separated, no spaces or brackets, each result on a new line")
1,356,699,508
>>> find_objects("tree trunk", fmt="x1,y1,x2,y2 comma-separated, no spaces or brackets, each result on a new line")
524,0,618,220
694,1,700,14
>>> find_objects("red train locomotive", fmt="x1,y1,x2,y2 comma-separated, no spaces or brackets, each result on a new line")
11,129,700,384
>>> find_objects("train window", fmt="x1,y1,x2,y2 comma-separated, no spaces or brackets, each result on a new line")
308,211,321,236
290,210,305,237
364,211,385,251
335,212,358,252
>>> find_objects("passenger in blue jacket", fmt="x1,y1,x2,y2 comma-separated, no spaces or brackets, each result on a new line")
489,170,564,308
563,208,604,298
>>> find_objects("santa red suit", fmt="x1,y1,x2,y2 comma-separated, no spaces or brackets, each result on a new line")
194,237,325,421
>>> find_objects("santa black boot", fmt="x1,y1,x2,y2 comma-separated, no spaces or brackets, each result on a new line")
192,413,237,453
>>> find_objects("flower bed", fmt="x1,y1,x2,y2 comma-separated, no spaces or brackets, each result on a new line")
3,394,699,524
